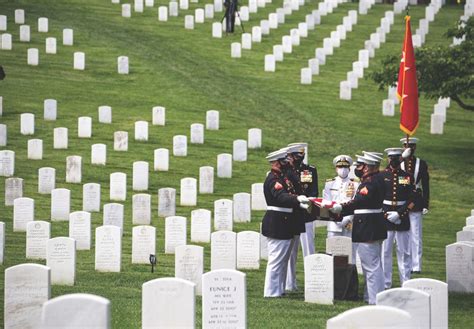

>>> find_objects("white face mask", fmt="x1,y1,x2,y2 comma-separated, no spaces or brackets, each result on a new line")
336,167,350,179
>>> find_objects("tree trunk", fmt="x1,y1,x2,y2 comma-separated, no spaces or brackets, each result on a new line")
451,95,474,111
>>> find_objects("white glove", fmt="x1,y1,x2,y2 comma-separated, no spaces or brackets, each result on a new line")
341,215,353,227
422,208,429,215
299,203,310,210
386,211,401,224
297,195,309,204
329,203,342,214
402,148,411,159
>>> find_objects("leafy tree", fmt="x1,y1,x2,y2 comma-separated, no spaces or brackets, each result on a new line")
370,16,473,111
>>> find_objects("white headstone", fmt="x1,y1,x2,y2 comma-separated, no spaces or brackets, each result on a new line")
91,143,107,165
38,17,48,32
180,177,197,206
282,35,292,53
457,230,474,242
110,172,127,201
233,192,251,223
69,211,91,250
233,140,247,161
185,15,194,29
135,0,144,12
316,48,326,65
430,114,444,134
199,166,214,194
15,9,25,24
142,278,195,328
154,148,169,171
301,67,312,85
304,253,334,304
158,187,176,217
78,116,92,138
202,269,246,328
191,209,211,243
73,52,85,70
132,193,151,225
446,242,474,293
95,225,122,272
205,4,214,18
66,155,82,183
38,167,55,194
4,264,51,329
214,0,223,11
251,183,266,210
214,199,233,231
122,4,132,17
5,177,23,206
53,127,68,149
20,113,34,135
20,25,30,42
40,294,111,329
1,33,12,50
0,150,15,177
0,15,6,31
195,8,205,23
252,26,262,42
45,37,57,54
237,231,260,270
165,216,187,254
150,106,166,127
158,6,168,21
117,56,129,74
103,203,124,234
133,161,149,191
231,42,241,58
46,237,76,285
173,135,187,156
180,0,189,10
264,54,276,72
13,197,34,232
26,221,50,260
212,22,222,38
190,123,204,144
175,245,204,295
273,45,283,62
63,28,74,45
114,131,128,151
83,183,101,212
211,231,237,270
0,123,6,146
340,81,351,100
206,110,219,130
376,287,431,329
43,99,57,120
134,121,148,141
132,225,156,264
242,33,252,50
326,236,352,261
98,106,112,124
28,139,43,160
248,128,262,149
327,305,412,328
383,99,395,116
403,278,448,329
51,188,70,221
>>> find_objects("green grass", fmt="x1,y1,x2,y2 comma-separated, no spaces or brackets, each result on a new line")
1,0,474,328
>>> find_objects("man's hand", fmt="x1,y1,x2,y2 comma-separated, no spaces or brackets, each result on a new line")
299,203,310,210
402,148,411,159
422,208,429,215
329,203,342,214
386,211,401,224
297,195,309,204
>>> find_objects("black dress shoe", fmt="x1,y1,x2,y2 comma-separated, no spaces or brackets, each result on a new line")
411,270,421,274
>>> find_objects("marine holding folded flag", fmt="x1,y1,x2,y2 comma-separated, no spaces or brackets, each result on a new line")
262,148,311,298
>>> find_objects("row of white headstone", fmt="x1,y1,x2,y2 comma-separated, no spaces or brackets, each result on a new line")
446,210,474,293
340,8,396,99
413,0,443,48
0,13,54,33
326,277,448,328
4,263,248,329
451,2,473,46
301,8,357,84
430,97,450,134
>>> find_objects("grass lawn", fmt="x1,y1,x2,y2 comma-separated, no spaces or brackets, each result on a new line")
0,0,473,327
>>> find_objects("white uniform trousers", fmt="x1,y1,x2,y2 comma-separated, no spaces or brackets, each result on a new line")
409,211,423,271
358,240,384,305
300,222,315,257
382,230,411,289
327,230,359,264
264,238,294,297
285,235,300,291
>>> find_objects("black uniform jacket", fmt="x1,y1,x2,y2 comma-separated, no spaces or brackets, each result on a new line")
402,156,430,211
381,167,416,231
262,169,301,240
341,171,387,243
297,164,319,223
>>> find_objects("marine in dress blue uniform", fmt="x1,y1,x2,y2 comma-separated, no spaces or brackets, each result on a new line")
262,148,310,297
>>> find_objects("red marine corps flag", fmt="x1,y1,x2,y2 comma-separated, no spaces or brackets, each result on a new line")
397,15,419,136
